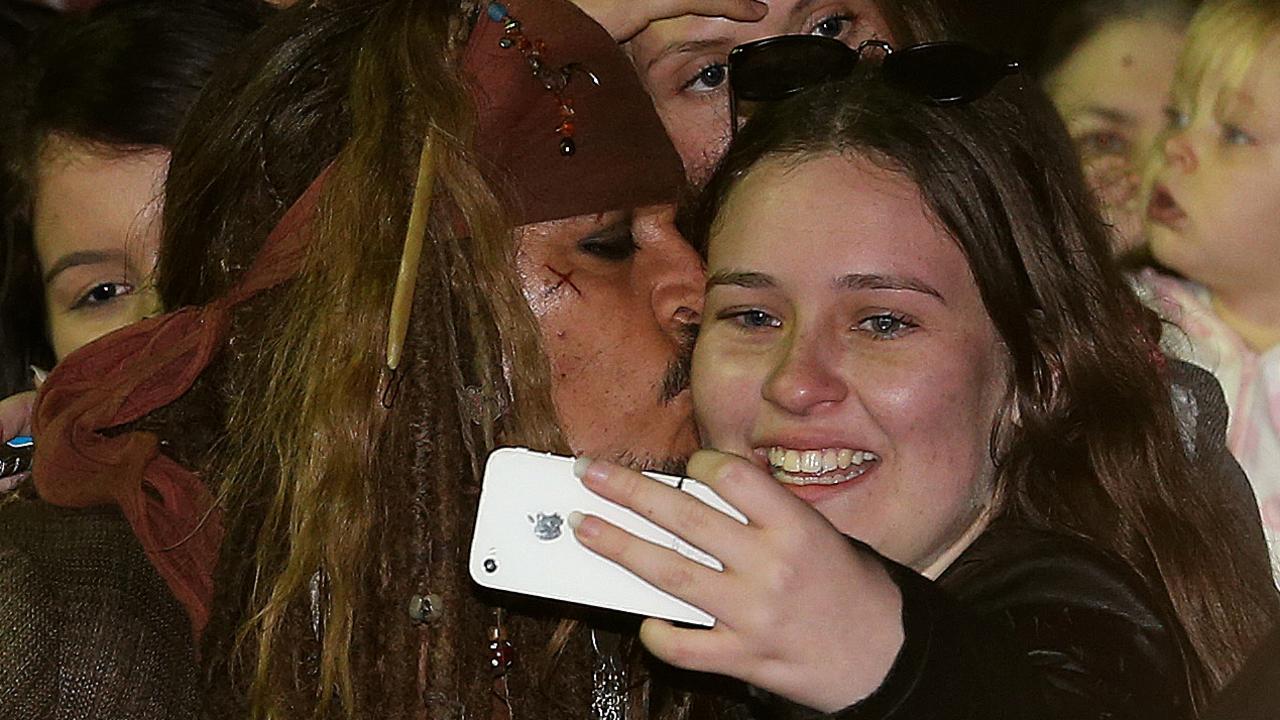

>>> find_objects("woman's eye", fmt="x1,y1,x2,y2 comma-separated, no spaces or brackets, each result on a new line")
1221,123,1256,146
723,309,781,330
809,14,853,39
578,231,639,262
73,281,132,309
1076,131,1129,157
682,62,729,93
856,313,915,339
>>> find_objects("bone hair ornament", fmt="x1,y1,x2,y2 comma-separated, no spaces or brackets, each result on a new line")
384,130,441,382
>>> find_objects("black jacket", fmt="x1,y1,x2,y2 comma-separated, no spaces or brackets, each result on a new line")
757,521,1194,720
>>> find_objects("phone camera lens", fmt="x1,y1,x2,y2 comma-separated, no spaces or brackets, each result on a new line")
483,558,498,573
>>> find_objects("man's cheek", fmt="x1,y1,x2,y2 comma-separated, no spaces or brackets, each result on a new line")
544,330,587,379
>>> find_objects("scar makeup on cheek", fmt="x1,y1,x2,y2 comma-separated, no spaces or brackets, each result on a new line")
543,264,583,297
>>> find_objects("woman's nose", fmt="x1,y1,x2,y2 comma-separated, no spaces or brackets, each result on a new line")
762,335,848,415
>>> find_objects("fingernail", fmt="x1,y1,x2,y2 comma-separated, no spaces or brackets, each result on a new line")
30,367,48,387
569,511,599,538
572,456,592,479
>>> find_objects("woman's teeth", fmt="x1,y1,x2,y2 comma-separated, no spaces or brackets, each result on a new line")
765,447,879,485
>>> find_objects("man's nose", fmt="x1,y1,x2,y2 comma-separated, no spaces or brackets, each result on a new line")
635,208,704,343
762,333,848,415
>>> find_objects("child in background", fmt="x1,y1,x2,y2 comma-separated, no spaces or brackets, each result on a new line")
1141,0,1280,561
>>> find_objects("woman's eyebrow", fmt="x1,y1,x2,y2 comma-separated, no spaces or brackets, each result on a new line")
787,0,827,21
835,272,945,303
643,37,731,74
1075,105,1134,127
43,249,127,285
706,269,775,290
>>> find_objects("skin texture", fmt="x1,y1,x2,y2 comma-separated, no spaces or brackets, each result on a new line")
516,205,704,471
574,155,1009,712
571,0,767,42
1146,37,1280,351
33,136,167,361
625,0,893,183
1046,19,1186,255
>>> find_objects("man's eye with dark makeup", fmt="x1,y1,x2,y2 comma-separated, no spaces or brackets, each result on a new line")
578,226,639,262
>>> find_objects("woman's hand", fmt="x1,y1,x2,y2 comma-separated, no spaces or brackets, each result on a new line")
571,449,904,713
0,391,35,442
570,0,767,42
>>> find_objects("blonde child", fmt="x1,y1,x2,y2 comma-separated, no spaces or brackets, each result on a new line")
1140,0,1280,561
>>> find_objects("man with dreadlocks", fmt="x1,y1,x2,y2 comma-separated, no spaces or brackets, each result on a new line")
1,0,761,717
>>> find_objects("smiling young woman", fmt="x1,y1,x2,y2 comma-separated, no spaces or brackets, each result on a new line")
570,66,1280,719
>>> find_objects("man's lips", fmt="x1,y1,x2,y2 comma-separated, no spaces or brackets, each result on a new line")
1147,184,1188,229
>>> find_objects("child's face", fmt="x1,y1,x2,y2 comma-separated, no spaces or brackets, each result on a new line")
33,137,167,362
1146,37,1280,299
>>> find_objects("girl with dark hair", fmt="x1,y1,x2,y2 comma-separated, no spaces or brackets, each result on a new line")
0,0,265,398
570,55,1279,718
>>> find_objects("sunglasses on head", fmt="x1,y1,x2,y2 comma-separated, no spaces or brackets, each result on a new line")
727,36,1021,134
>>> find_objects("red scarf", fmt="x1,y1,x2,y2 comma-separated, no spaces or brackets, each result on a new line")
31,170,327,640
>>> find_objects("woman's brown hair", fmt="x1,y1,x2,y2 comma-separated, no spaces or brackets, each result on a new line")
687,73,1280,710
150,0,603,716
870,0,958,44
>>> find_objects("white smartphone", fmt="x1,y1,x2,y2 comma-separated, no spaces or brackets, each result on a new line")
469,447,748,626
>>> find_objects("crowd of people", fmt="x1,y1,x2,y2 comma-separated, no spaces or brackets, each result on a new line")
0,0,1278,717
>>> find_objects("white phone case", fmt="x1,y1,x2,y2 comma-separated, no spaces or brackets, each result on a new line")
469,447,747,626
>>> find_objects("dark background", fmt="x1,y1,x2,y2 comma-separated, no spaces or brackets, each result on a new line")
959,0,1064,60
